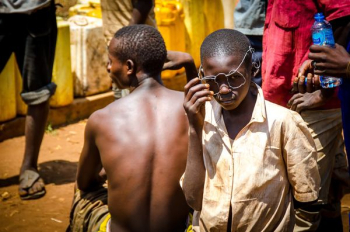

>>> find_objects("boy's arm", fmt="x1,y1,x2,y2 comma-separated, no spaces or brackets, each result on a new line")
163,51,197,82
182,78,213,211
129,0,153,25
282,111,321,204
76,113,104,192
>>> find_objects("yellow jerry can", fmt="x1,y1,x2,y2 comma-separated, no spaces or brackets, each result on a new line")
50,19,74,108
69,15,110,97
14,58,27,115
180,0,206,67
203,0,224,35
69,0,102,19
0,53,17,122
155,0,186,79
222,0,237,29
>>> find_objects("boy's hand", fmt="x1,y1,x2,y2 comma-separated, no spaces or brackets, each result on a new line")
163,51,193,70
287,90,327,113
292,59,320,94
308,44,350,78
184,78,213,131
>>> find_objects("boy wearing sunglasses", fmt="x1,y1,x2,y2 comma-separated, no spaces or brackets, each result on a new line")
182,29,321,231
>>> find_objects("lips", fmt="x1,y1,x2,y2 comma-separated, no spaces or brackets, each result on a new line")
217,93,236,104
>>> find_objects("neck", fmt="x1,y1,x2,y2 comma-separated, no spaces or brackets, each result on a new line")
129,72,163,92
130,76,163,93
224,86,257,119
222,85,258,140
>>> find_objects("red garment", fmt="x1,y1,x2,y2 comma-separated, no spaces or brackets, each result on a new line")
262,0,350,109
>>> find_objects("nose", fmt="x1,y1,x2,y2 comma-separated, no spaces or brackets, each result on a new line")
106,61,111,73
218,84,231,95
216,75,231,94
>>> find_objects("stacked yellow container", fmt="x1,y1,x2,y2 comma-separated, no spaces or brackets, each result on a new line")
69,0,102,18
0,53,17,122
50,18,74,107
180,0,205,67
14,59,27,115
179,0,225,67
203,0,224,35
155,0,186,79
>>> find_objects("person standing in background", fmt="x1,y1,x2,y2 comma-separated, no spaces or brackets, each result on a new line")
262,0,350,231
0,0,57,200
100,0,156,99
307,27,350,166
234,0,266,86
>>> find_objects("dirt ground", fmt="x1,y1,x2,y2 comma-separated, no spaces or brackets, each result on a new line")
0,120,86,232
0,120,350,232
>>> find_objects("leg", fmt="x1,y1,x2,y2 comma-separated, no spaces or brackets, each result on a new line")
21,101,49,172
18,101,49,198
17,1,57,199
295,109,347,231
294,207,321,232
317,202,343,232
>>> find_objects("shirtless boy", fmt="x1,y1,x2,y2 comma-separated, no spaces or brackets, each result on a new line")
68,25,193,232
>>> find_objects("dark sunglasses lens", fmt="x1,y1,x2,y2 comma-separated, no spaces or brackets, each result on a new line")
227,74,245,88
203,79,219,93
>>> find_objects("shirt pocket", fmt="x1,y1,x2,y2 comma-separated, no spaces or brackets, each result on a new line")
271,0,300,29
268,0,300,55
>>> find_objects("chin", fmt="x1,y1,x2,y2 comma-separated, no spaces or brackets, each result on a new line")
220,103,239,111
112,80,126,89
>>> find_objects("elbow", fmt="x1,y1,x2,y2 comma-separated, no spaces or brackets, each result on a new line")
183,53,194,64
77,181,101,192
76,179,90,192
76,177,98,192
136,1,153,16
184,192,203,211
187,200,202,211
143,1,153,13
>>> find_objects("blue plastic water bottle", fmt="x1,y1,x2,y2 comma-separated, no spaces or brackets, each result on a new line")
311,13,342,88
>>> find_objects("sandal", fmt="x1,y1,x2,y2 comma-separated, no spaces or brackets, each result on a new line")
18,170,46,200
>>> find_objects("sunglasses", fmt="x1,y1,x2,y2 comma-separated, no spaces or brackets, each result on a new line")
198,66,247,95
198,46,254,95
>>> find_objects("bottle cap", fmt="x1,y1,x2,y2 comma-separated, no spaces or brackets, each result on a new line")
314,13,324,21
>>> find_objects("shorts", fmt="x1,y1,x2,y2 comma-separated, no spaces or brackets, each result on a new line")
67,186,110,232
0,1,57,105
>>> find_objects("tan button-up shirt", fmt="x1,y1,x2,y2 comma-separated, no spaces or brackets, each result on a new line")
194,85,320,232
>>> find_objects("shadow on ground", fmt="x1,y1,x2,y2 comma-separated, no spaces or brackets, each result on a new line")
0,160,78,187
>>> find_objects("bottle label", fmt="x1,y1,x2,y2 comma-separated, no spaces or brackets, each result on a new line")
312,29,335,47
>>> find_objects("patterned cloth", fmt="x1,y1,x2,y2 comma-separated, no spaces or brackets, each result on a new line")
67,186,110,232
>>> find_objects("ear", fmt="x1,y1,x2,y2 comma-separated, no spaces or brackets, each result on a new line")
126,59,135,75
251,64,259,78
251,62,260,78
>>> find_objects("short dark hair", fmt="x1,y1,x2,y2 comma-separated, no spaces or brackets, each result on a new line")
112,25,167,77
200,29,252,67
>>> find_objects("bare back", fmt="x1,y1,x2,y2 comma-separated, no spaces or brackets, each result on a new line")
92,81,189,231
